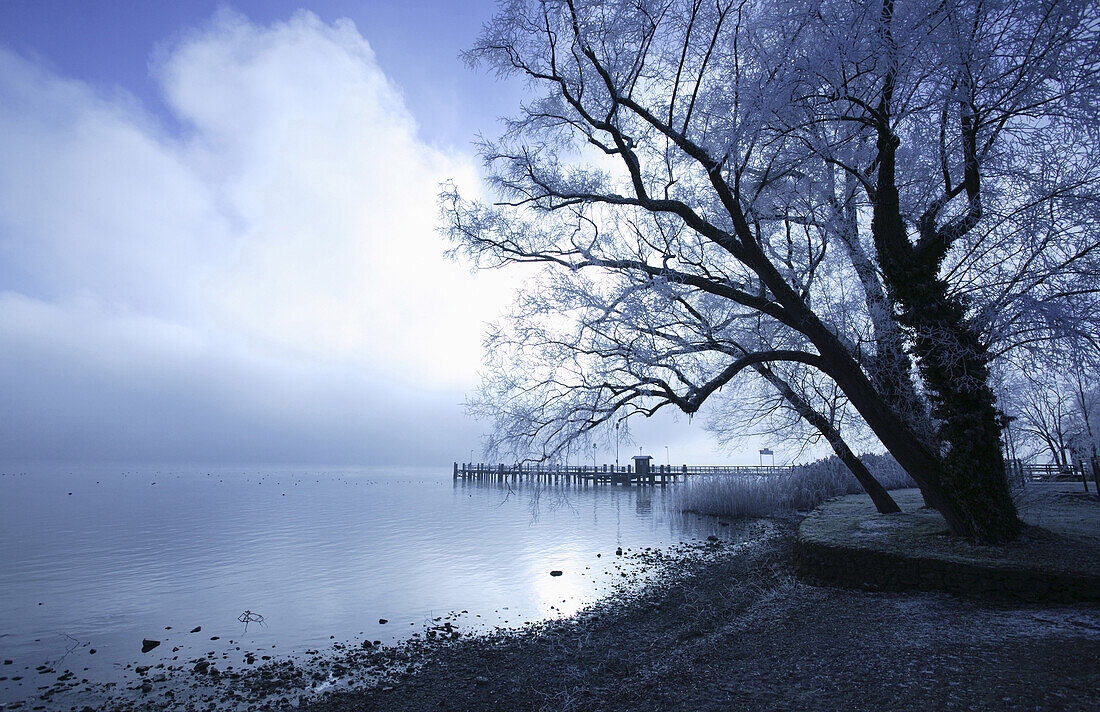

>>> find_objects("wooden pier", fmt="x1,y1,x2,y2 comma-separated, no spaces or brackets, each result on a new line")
453,460,794,486
1008,458,1100,496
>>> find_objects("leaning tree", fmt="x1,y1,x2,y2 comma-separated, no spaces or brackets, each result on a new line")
444,0,1100,543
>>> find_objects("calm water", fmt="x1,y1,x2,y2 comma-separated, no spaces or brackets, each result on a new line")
0,464,732,705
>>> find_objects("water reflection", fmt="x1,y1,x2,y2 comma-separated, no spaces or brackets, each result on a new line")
0,465,735,705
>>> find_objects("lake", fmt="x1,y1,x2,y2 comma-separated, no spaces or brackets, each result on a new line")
0,464,735,706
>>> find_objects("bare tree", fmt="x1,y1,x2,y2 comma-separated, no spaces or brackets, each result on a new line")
1011,372,1077,465
444,0,1100,542
1002,341,1100,466
1067,357,1100,464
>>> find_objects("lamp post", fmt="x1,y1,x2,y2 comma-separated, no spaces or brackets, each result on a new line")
665,445,670,467
615,420,620,468
592,443,597,470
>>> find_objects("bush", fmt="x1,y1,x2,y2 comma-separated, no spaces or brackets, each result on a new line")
675,453,915,518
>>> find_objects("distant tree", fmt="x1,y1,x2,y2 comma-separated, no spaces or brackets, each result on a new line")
1002,342,1100,466
445,0,1100,542
1011,371,1077,466
1067,362,1100,465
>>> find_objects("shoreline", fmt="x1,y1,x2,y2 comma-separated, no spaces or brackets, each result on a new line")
11,496,1100,712
296,514,1100,712
5,520,777,712
0,466,724,711
35,512,1098,712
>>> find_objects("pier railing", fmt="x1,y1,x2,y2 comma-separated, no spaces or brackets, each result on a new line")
1008,457,1100,496
680,464,795,476
453,462,794,486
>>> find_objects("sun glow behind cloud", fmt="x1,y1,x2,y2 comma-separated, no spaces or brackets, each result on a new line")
0,10,507,463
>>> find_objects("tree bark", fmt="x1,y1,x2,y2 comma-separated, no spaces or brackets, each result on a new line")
836,171,935,453
870,127,1021,543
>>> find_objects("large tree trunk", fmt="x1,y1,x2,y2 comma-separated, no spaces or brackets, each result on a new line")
837,171,936,454
870,131,1021,544
742,240,967,533
796,302,967,530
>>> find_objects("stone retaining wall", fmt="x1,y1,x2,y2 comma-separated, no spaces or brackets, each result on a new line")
795,536,1100,603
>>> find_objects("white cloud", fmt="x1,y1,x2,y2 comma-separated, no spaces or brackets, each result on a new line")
157,10,499,384
0,11,507,462
0,49,229,317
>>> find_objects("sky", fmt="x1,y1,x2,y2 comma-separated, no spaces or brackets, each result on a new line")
0,1,735,467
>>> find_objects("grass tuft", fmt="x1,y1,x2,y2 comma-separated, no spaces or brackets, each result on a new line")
675,453,915,518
